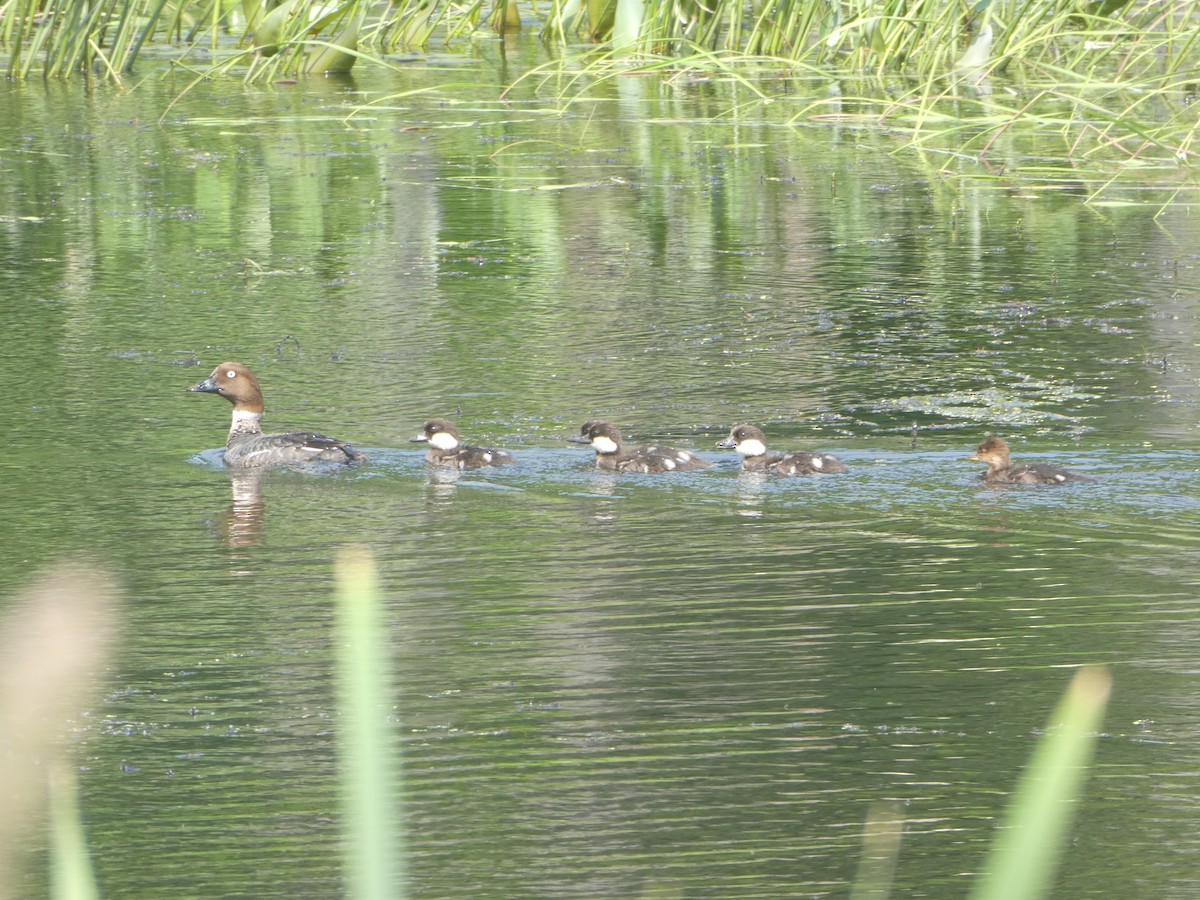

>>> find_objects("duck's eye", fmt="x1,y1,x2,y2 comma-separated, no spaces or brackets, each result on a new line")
226,370,237,378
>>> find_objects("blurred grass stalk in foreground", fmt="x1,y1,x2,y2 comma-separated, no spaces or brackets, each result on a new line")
0,565,119,900
852,666,1111,900
336,546,407,899
970,666,1112,900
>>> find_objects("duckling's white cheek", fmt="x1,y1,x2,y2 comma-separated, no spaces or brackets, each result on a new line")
739,439,767,457
429,432,459,451
592,436,619,454
1055,473,1066,482
678,452,692,462
663,458,677,470
811,457,824,470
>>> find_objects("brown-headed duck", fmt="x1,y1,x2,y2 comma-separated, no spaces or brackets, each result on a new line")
189,362,360,468
968,437,1091,485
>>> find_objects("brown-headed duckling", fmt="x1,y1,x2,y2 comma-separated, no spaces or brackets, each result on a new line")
968,437,1092,485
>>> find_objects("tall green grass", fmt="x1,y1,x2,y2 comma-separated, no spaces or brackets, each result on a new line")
49,765,99,900
1,0,1197,86
335,547,407,898
969,667,1112,900
1,0,1195,174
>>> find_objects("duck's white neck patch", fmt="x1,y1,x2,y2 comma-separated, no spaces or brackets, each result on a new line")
737,438,767,457
429,431,460,451
592,435,619,454
231,409,263,434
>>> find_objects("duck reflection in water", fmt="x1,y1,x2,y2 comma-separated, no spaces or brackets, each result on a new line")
422,464,467,506
731,471,769,517
216,471,266,549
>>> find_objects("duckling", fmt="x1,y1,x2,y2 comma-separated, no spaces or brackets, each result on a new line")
411,418,516,470
717,424,848,475
568,420,710,473
968,437,1091,485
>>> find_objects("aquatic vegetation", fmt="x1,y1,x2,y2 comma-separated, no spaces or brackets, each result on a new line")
0,1,1195,85
1,1,1195,177
969,667,1111,900
524,0,1200,176
335,547,407,898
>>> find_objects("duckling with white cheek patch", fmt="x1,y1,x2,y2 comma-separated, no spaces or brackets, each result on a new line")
717,424,848,475
568,420,710,473
411,418,516,470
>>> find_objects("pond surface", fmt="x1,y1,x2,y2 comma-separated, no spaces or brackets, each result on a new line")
3,38,1200,899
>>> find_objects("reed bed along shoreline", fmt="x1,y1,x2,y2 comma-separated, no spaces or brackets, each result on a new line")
3,2,1196,183
2,1,1196,90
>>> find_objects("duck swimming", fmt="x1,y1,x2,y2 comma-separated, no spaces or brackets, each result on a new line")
568,420,710,473
188,362,360,468
968,437,1091,485
411,418,516,470
717,424,848,475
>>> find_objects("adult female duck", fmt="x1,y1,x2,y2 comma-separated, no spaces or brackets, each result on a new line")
189,362,360,468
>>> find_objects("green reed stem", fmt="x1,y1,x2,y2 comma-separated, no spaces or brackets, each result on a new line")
49,765,99,900
335,546,406,900
969,666,1112,900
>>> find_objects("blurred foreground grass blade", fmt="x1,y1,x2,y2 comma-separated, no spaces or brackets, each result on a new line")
336,547,406,899
0,564,120,900
850,801,903,900
969,666,1112,900
49,765,98,900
